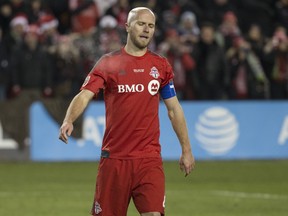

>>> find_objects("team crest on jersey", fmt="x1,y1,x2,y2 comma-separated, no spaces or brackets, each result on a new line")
82,75,90,87
149,67,160,79
148,80,160,95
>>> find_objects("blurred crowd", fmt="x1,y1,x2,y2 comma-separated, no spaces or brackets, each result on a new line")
1,0,288,101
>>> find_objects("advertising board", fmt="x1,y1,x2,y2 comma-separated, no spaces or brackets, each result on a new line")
30,101,288,161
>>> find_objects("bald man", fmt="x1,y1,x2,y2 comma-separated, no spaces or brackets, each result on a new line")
59,7,195,216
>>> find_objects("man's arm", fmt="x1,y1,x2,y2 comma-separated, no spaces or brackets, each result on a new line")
163,96,195,176
59,89,95,144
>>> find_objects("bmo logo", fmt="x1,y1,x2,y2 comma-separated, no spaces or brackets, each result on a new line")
118,80,160,96
118,84,144,93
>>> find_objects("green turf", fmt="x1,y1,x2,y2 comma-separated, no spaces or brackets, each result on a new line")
0,160,287,216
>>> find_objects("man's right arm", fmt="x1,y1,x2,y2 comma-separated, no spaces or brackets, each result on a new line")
59,89,95,144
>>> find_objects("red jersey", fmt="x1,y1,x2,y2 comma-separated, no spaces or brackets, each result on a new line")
81,48,174,159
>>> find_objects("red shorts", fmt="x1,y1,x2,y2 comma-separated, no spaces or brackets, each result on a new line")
90,157,165,216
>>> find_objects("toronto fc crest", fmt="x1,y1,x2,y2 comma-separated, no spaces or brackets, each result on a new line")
95,201,102,214
149,66,160,79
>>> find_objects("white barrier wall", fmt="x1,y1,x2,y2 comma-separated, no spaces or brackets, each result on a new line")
30,101,288,161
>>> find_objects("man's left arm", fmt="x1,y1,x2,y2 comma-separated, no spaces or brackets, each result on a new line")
163,96,196,176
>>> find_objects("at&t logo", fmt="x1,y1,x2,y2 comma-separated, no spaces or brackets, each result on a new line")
195,106,239,155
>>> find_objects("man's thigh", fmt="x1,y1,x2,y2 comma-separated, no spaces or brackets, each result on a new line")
132,158,165,216
91,158,133,216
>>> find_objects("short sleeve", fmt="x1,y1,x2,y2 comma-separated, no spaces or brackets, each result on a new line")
80,56,107,94
161,58,174,88
80,73,105,94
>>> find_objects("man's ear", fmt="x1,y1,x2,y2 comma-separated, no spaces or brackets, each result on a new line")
125,23,129,33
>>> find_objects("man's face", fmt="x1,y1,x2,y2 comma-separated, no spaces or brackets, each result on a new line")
201,26,214,44
24,32,38,48
126,10,155,49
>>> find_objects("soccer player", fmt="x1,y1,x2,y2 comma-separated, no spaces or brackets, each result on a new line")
59,7,195,216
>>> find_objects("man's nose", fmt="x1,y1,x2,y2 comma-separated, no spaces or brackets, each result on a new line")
143,25,149,32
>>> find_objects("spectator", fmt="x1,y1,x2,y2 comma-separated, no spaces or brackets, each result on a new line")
69,0,99,33
26,0,45,24
44,0,71,34
218,11,241,50
38,13,60,51
245,24,267,59
226,36,269,99
156,10,178,45
0,2,13,36
38,13,61,87
245,24,269,79
203,0,237,27
3,14,28,57
263,27,288,99
72,29,98,76
9,0,27,15
275,0,288,31
178,11,200,49
105,0,130,30
158,29,195,100
54,35,82,99
10,24,53,98
95,15,125,55
0,27,10,101
72,14,125,80
9,24,54,148
236,0,275,36
178,0,203,23
95,0,117,16
192,22,229,100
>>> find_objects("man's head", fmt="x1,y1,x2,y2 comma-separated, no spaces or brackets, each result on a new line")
125,7,156,50
24,24,40,49
200,23,215,44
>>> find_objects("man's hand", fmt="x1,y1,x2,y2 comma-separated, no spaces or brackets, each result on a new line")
179,152,195,177
59,122,73,144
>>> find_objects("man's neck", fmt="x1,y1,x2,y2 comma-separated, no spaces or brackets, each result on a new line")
124,43,147,57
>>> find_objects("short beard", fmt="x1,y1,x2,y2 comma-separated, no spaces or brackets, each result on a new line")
129,33,150,50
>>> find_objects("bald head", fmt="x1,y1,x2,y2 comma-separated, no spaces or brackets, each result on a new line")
127,7,155,25
124,7,156,54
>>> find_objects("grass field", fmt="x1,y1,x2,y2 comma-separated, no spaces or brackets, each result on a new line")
0,160,288,216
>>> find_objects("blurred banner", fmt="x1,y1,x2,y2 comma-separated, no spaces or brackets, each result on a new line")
30,101,288,161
